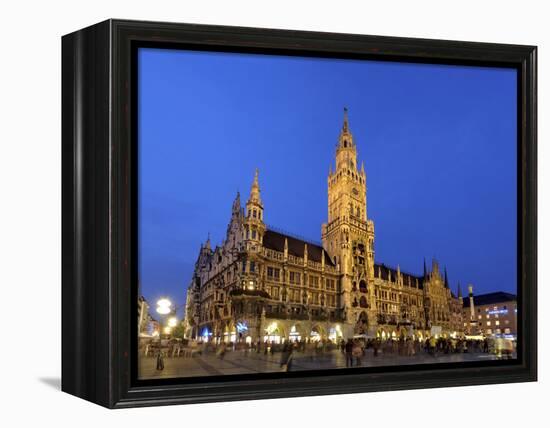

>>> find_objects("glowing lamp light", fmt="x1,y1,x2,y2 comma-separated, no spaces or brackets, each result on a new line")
236,322,248,333
265,322,278,334
167,317,178,328
163,326,172,334
156,298,172,315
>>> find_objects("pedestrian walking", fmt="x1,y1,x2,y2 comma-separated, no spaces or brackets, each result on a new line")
352,341,363,366
280,342,294,371
216,342,226,360
156,350,164,371
345,339,354,367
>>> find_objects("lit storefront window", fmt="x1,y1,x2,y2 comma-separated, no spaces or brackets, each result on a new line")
289,325,301,342
328,325,342,342
264,322,282,344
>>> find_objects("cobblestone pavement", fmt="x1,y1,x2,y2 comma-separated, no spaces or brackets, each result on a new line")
139,348,512,379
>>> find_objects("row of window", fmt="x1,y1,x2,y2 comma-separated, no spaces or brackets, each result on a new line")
477,313,512,320
273,286,337,307
266,270,337,291
247,208,262,220
486,328,512,335
477,305,516,312
266,305,338,319
330,167,365,184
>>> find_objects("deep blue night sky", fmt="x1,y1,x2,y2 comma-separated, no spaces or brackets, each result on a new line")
138,48,517,318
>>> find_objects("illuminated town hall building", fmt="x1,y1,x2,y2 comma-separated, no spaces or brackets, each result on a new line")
184,110,464,344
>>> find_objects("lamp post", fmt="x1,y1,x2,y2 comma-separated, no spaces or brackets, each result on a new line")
154,298,173,370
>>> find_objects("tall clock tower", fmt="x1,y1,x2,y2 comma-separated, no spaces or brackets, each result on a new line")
322,108,376,336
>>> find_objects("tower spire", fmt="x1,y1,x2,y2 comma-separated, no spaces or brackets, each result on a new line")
338,107,353,148
232,191,241,214
243,168,265,251
343,107,349,132
248,168,262,205
423,258,428,278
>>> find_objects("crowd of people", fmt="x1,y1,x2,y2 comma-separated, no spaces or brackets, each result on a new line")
339,336,499,367
152,334,515,372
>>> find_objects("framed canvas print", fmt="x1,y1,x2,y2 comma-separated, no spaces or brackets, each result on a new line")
61,19,537,408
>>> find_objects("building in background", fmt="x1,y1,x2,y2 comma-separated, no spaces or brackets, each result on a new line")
138,295,158,337
184,109,464,344
462,290,517,338
138,295,150,335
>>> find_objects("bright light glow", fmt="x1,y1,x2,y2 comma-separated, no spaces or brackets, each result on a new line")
265,322,278,334
167,317,178,327
156,306,171,315
236,322,248,333
157,298,172,308
163,326,172,334
156,298,172,315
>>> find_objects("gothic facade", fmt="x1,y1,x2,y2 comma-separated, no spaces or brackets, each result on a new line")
183,110,463,343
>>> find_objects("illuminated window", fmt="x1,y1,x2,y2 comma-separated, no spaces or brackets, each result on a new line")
486,321,491,326
495,320,500,326
486,329,492,334
504,328,511,334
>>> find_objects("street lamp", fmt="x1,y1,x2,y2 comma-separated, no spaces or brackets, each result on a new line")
154,297,175,372
156,298,172,315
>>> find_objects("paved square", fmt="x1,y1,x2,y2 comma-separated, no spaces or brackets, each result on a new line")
139,348,510,379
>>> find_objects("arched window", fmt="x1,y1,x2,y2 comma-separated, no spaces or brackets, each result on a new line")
359,296,368,308
359,280,367,293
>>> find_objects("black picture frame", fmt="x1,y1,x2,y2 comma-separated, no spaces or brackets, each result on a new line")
62,19,537,408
